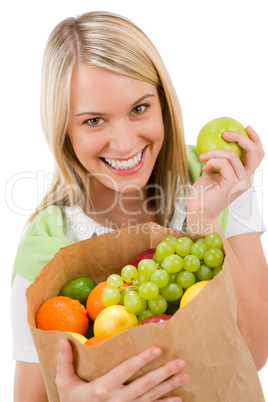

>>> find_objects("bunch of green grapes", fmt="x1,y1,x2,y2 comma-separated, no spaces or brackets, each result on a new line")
101,233,225,321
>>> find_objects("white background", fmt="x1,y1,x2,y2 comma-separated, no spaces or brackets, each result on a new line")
1,0,267,399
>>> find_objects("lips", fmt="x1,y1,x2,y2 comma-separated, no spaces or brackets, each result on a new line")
103,149,143,170
100,147,147,176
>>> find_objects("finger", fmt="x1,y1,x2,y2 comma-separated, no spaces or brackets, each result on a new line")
223,128,264,172
99,347,162,391
221,130,253,150
56,339,80,390
245,126,265,167
200,150,244,181
245,126,264,149
222,130,258,164
142,372,188,402
156,398,182,402
119,358,186,400
202,158,238,183
201,158,250,202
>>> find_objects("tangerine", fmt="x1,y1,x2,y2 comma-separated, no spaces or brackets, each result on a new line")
86,281,109,321
36,296,89,336
85,336,106,346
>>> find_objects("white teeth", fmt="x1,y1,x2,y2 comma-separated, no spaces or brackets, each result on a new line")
128,159,134,168
104,150,143,170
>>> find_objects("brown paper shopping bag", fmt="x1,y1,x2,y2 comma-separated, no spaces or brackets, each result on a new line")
26,223,264,402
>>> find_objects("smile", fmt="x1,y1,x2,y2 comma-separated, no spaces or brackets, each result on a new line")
103,149,143,170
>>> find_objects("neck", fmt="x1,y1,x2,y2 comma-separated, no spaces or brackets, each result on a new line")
83,177,158,229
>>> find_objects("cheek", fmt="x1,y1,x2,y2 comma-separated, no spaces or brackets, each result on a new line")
70,132,104,162
145,114,165,146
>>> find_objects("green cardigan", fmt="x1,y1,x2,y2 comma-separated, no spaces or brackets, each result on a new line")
12,145,228,284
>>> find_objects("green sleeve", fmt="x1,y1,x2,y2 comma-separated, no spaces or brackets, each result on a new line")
12,205,74,285
186,144,204,183
186,145,229,235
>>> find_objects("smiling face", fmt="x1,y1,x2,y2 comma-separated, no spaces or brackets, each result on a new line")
67,65,164,197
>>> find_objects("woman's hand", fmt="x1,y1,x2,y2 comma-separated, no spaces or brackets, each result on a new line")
186,125,268,369
56,339,188,402
187,126,264,234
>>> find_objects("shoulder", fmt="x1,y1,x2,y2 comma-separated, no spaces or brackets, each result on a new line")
12,205,73,284
26,205,66,237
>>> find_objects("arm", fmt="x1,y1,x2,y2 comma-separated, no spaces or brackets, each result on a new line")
224,232,268,369
14,362,48,402
187,126,268,370
12,275,49,401
227,232,268,305
211,226,268,370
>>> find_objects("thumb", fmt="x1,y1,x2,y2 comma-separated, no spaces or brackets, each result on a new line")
56,339,79,388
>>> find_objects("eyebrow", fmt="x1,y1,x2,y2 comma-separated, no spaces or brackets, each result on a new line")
74,94,156,117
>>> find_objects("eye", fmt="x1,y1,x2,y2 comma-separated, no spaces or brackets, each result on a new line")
84,117,104,127
131,104,148,115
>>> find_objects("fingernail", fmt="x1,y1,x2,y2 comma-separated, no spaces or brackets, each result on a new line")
176,359,185,369
59,339,66,353
180,373,189,382
152,347,161,357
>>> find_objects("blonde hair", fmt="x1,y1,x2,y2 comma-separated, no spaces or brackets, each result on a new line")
34,11,188,226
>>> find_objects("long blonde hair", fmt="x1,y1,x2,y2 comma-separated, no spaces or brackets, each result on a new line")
34,11,188,226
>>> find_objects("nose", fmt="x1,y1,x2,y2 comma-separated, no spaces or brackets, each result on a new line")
108,119,137,155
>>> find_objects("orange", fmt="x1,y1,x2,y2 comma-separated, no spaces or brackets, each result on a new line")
94,305,138,339
36,296,89,336
180,281,209,308
86,281,109,321
85,336,106,346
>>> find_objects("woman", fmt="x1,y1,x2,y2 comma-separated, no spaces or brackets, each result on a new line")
12,11,267,401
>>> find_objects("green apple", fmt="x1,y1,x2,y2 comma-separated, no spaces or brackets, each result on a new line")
196,117,248,164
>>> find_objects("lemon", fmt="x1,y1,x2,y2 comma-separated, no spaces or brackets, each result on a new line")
180,281,209,308
94,305,138,339
66,332,88,344
60,276,97,306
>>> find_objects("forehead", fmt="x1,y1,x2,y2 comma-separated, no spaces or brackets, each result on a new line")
69,64,158,112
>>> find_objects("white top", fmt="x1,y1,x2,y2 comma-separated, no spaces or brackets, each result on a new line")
11,186,266,363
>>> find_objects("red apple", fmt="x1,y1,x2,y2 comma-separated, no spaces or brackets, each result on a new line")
128,248,156,268
139,314,172,325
